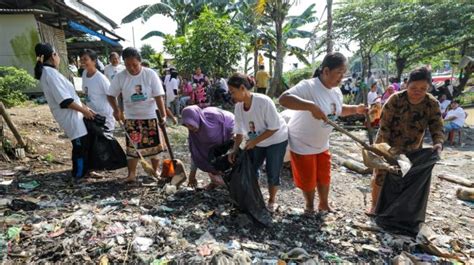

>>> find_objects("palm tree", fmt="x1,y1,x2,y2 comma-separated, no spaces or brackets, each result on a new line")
257,1,315,96
122,0,231,40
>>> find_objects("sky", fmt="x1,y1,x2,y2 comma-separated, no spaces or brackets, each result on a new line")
84,0,353,71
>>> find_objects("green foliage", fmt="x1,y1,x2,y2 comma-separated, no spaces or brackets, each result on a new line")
140,44,157,60
334,1,474,78
283,62,319,87
457,92,474,106
149,53,165,72
122,0,232,37
164,8,245,77
0,67,36,107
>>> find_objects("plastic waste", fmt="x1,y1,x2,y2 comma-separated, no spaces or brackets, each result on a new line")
132,237,153,252
18,180,40,191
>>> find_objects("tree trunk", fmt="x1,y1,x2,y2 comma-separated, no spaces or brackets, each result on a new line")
395,57,407,81
326,0,333,53
0,102,26,148
454,41,472,96
455,67,472,97
269,17,284,97
269,51,273,77
244,53,250,75
367,55,372,78
253,35,259,76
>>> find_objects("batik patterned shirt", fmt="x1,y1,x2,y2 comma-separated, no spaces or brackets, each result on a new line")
375,90,444,154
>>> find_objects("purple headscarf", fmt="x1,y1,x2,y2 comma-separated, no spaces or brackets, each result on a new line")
182,105,234,173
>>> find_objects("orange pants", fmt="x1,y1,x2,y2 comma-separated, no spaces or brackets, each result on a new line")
290,150,331,192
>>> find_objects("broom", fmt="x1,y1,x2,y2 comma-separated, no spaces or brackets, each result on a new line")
155,110,187,187
118,121,159,181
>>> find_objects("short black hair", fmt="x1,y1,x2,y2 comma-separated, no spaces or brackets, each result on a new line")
408,67,431,84
79,49,98,61
227,73,254,90
122,47,141,61
259,65,265,70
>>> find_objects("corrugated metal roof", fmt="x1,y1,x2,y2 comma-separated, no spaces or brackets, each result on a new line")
0,8,57,15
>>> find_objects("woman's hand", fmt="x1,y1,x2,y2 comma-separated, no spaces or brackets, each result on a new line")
82,107,95,120
228,150,238,164
356,104,368,115
432,143,443,155
244,139,258,150
310,104,328,122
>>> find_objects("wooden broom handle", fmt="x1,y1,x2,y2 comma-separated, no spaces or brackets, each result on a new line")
325,119,398,165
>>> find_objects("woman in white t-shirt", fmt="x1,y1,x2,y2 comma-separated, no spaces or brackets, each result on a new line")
34,43,95,182
80,49,115,132
279,52,366,213
227,73,288,212
106,47,167,182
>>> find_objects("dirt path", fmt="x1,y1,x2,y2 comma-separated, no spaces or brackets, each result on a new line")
1,104,473,263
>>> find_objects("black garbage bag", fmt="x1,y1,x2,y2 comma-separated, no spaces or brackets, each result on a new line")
224,150,272,227
8,199,39,211
375,148,440,236
208,140,234,173
84,115,127,171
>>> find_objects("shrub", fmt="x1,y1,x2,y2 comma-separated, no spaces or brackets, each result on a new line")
283,62,319,87
0,66,36,107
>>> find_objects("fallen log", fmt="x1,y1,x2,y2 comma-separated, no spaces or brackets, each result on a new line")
342,160,372,174
0,102,26,148
438,174,474,188
456,187,474,202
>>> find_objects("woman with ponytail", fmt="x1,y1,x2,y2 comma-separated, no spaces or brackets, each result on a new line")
35,43,95,182
279,52,366,214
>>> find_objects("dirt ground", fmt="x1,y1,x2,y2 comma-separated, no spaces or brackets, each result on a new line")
1,104,473,264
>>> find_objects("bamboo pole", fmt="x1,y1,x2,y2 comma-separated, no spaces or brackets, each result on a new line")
326,119,398,165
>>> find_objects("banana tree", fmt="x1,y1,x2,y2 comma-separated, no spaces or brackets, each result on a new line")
122,0,231,40
257,1,316,96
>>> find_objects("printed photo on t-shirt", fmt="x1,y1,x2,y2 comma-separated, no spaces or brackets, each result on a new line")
84,86,90,102
131,84,147,102
248,121,259,140
324,103,338,128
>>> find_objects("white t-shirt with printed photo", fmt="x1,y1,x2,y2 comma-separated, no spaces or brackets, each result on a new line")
82,70,115,131
40,66,87,140
108,67,165,120
104,64,125,81
284,77,343,155
234,93,288,147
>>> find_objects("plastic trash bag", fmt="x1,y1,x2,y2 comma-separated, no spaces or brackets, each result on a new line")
208,140,234,173
224,150,272,227
84,115,127,171
375,148,440,236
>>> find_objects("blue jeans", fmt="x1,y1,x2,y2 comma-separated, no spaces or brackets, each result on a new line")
444,122,461,133
251,140,288,186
